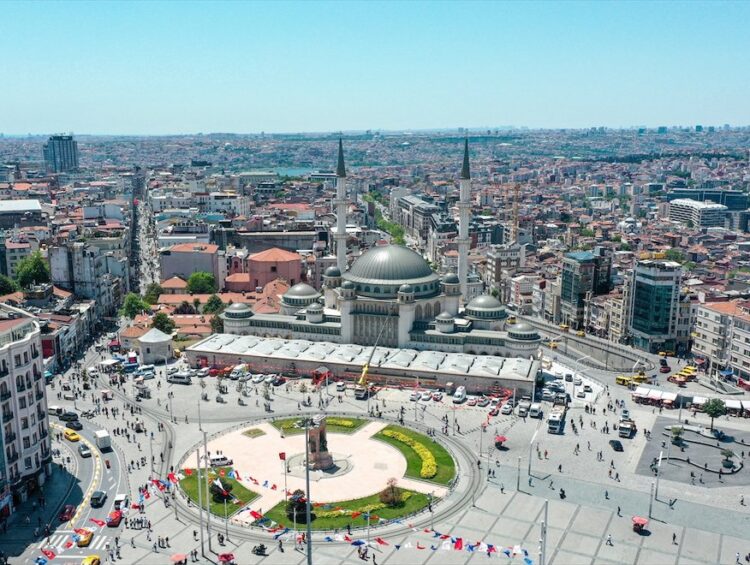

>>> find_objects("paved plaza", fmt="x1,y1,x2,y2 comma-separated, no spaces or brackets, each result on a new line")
6,341,750,564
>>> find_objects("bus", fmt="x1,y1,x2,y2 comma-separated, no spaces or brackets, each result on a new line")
547,406,566,434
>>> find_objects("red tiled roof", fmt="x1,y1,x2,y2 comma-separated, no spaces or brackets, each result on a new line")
169,243,219,254
249,247,302,263
161,276,188,289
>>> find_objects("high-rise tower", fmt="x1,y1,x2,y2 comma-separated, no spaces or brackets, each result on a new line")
334,139,348,271
457,139,472,298
43,134,79,173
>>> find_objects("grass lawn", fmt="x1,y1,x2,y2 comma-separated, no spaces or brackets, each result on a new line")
259,489,431,531
374,424,456,485
180,467,259,517
270,416,368,435
242,428,266,439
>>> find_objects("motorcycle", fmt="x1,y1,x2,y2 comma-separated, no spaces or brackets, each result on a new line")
252,544,267,556
216,395,226,404
238,398,246,406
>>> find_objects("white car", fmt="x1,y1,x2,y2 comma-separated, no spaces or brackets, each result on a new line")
421,391,432,401
573,376,582,385
576,390,586,398
583,384,593,393
252,374,265,384
409,391,420,401
336,382,346,392
501,403,514,415
167,367,178,375
264,374,276,384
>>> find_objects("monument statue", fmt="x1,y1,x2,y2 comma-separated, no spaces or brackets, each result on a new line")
308,414,334,470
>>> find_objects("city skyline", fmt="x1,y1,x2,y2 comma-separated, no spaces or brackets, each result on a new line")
2,1,750,135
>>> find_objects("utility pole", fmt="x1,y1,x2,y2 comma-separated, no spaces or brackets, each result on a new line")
540,499,548,565
196,450,205,558
304,419,313,565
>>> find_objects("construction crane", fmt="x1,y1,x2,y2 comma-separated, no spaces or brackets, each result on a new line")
356,305,396,412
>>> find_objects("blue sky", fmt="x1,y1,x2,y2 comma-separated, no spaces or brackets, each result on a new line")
2,1,749,134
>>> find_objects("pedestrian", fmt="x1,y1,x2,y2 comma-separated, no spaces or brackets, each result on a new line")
279,538,284,551
742,495,745,506
672,533,677,545
606,534,613,546
617,506,621,516
604,490,608,499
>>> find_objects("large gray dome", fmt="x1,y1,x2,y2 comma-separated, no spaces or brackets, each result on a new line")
343,245,440,299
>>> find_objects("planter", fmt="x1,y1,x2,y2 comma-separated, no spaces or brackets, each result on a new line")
722,459,735,469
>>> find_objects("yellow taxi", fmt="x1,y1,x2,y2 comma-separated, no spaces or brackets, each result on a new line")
616,375,633,386
64,429,81,442
81,557,100,565
507,316,517,325
559,324,569,332
76,528,94,547
576,330,585,337
549,341,559,350
682,366,697,375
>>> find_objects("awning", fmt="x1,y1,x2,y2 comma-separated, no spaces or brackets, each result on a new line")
741,401,750,411
661,392,678,402
647,389,663,400
691,396,707,406
726,399,742,410
720,368,734,376
108,340,121,347
694,358,706,365
633,386,650,397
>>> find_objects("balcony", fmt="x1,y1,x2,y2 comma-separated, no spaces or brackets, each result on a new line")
39,428,48,440
0,368,8,378
33,372,41,381
2,412,13,423
37,410,46,419
0,391,9,401
31,350,39,360
35,390,44,401
5,432,16,443
7,452,19,464
16,384,26,394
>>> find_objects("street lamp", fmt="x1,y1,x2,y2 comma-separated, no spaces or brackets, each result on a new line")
528,428,539,478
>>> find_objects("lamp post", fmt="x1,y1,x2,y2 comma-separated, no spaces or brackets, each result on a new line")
517,456,521,491
304,418,313,565
540,498,548,565
528,428,539,478
224,498,229,541
196,450,205,558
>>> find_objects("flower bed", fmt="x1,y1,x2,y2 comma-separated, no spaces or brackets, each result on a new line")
381,430,437,479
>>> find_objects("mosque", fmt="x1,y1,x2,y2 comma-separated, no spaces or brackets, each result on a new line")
217,141,541,360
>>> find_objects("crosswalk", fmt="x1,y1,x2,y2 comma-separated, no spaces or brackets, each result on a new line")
38,531,110,551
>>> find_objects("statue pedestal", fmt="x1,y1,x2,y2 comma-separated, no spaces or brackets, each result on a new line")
308,414,334,471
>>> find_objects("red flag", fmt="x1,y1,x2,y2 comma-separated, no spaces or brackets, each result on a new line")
454,538,463,550
375,537,389,546
42,549,56,559
271,484,277,490
74,528,89,535
234,471,242,481
279,452,286,461
64,540,74,549
351,511,361,519
344,535,352,542
371,515,379,521
250,510,263,520
167,472,177,483
219,469,226,477
90,518,105,527
184,468,193,476
417,543,426,550
144,491,150,499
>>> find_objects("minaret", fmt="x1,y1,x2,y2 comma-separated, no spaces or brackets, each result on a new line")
334,138,348,271
457,138,472,298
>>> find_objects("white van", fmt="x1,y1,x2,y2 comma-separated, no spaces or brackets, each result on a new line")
452,386,467,404
209,455,233,467
138,364,155,375
48,405,64,417
167,372,192,385
529,402,543,418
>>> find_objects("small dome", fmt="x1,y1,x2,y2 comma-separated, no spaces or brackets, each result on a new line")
324,266,342,277
223,302,253,319
341,280,355,290
466,295,503,311
508,322,540,341
399,283,414,294
443,273,459,284
306,302,323,311
436,311,453,321
513,322,534,333
284,282,320,298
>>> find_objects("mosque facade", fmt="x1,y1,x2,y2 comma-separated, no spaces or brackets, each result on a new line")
220,141,541,361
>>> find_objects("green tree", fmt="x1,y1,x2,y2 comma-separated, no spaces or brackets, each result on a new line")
143,283,164,304
379,477,403,508
580,228,595,238
209,479,234,502
210,315,224,334
703,398,726,431
151,312,176,335
174,301,196,315
186,272,216,294
203,294,225,314
0,275,18,295
15,251,51,288
286,489,312,523
120,293,150,319
664,249,685,263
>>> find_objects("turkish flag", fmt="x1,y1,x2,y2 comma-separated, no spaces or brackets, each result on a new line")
219,469,225,477
41,549,56,559
89,518,105,527
279,452,286,461
184,468,193,476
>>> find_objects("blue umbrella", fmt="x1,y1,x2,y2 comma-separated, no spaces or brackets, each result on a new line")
351,539,366,546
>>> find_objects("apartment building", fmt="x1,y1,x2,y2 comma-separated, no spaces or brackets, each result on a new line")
0,305,51,517
627,260,682,354
693,300,750,379
669,198,727,228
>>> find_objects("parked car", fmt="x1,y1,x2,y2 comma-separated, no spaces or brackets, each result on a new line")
90,491,107,508
59,504,76,522
251,374,265,384
409,391,420,401
489,407,500,417
432,392,443,402
573,376,582,385
660,365,671,373
272,375,286,386
477,397,490,407
336,382,346,392
501,403,514,415
576,390,586,399
609,440,624,452
66,421,83,431
583,384,593,393
466,397,478,407
421,391,432,401
264,374,276,384
106,510,123,527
